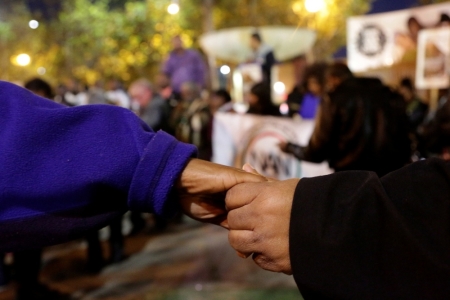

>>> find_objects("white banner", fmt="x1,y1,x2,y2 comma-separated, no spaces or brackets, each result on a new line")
416,27,450,89
347,2,450,73
212,113,333,180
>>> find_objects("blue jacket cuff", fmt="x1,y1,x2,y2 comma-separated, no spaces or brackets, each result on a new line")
128,131,197,217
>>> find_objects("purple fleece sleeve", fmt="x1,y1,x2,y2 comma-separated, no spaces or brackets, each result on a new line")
0,81,196,251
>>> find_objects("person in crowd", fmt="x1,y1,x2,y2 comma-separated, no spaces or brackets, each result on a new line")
128,78,173,233
298,63,328,119
171,81,211,160
105,79,131,109
280,62,411,177
162,36,207,98
24,78,54,99
246,82,280,116
1,81,450,299
209,89,233,115
398,77,428,131
155,73,177,107
249,32,276,85
419,90,450,160
63,79,89,106
86,80,108,105
4,78,70,300
128,78,171,132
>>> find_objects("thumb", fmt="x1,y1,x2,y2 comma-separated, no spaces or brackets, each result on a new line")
243,163,259,175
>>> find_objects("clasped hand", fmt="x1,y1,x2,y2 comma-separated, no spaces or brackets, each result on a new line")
177,160,298,275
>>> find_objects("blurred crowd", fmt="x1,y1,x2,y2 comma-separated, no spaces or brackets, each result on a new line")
2,32,450,300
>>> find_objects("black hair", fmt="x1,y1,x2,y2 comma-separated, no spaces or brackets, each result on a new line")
213,89,231,102
303,62,328,91
24,78,53,99
249,82,279,116
399,77,414,91
251,32,262,42
439,13,450,24
327,62,353,81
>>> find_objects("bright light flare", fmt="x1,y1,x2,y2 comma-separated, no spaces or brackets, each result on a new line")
220,65,231,75
167,3,180,15
305,0,325,13
274,81,286,94
29,20,39,29
16,54,31,66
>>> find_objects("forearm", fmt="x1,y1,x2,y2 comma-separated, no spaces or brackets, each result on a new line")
289,158,450,299
0,81,196,250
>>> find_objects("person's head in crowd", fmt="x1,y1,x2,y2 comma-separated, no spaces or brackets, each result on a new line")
209,89,232,114
180,81,200,102
398,78,416,103
155,73,173,99
437,13,450,27
107,79,124,91
407,17,423,41
24,78,53,100
325,62,354,92
128,79,154,109
303,63,328,97
247,82,279,116
250,32,262,51
172,35,184,52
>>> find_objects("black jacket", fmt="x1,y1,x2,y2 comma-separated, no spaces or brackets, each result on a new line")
286,78,411,177
290,158,450,299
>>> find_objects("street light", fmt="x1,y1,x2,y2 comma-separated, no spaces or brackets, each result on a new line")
305,0,325,13
220,65,231,75
29,20,39,29
15,54,31,66
168,1,180,15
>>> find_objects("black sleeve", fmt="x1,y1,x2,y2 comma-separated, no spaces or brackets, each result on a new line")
289,158,450,300
284,142,306,161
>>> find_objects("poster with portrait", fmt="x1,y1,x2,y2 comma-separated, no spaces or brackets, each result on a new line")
416,27,450,89
212,112,333,180
347,2,450,73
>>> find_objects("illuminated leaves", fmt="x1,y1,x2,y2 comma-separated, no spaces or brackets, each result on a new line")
291,0,373,59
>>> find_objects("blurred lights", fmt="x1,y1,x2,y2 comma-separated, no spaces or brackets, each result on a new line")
37,67,46,75
15,54,31,66
220,65,231,75
279,103,289,115
29,20,39,29
274,81,286,94
305,0,325,13
167,3,180,15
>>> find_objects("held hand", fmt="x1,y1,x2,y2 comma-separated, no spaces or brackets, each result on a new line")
176,159,267,228
226,178,299,274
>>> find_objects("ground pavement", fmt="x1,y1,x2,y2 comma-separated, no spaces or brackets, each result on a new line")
0,217,303,300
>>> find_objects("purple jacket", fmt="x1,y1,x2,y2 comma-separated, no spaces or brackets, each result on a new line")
163,49,207,93
0,81,197,251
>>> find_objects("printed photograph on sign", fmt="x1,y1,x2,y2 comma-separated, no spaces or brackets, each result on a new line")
416,27,450,89
347,2,450,73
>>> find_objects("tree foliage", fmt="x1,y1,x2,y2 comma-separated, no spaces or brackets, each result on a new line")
0,0,374,84
291,0,373,59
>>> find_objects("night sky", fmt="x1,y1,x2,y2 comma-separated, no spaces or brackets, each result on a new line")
369,0,419,14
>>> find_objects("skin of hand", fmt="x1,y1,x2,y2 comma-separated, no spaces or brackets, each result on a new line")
226,165,299,274
176,159,267,228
